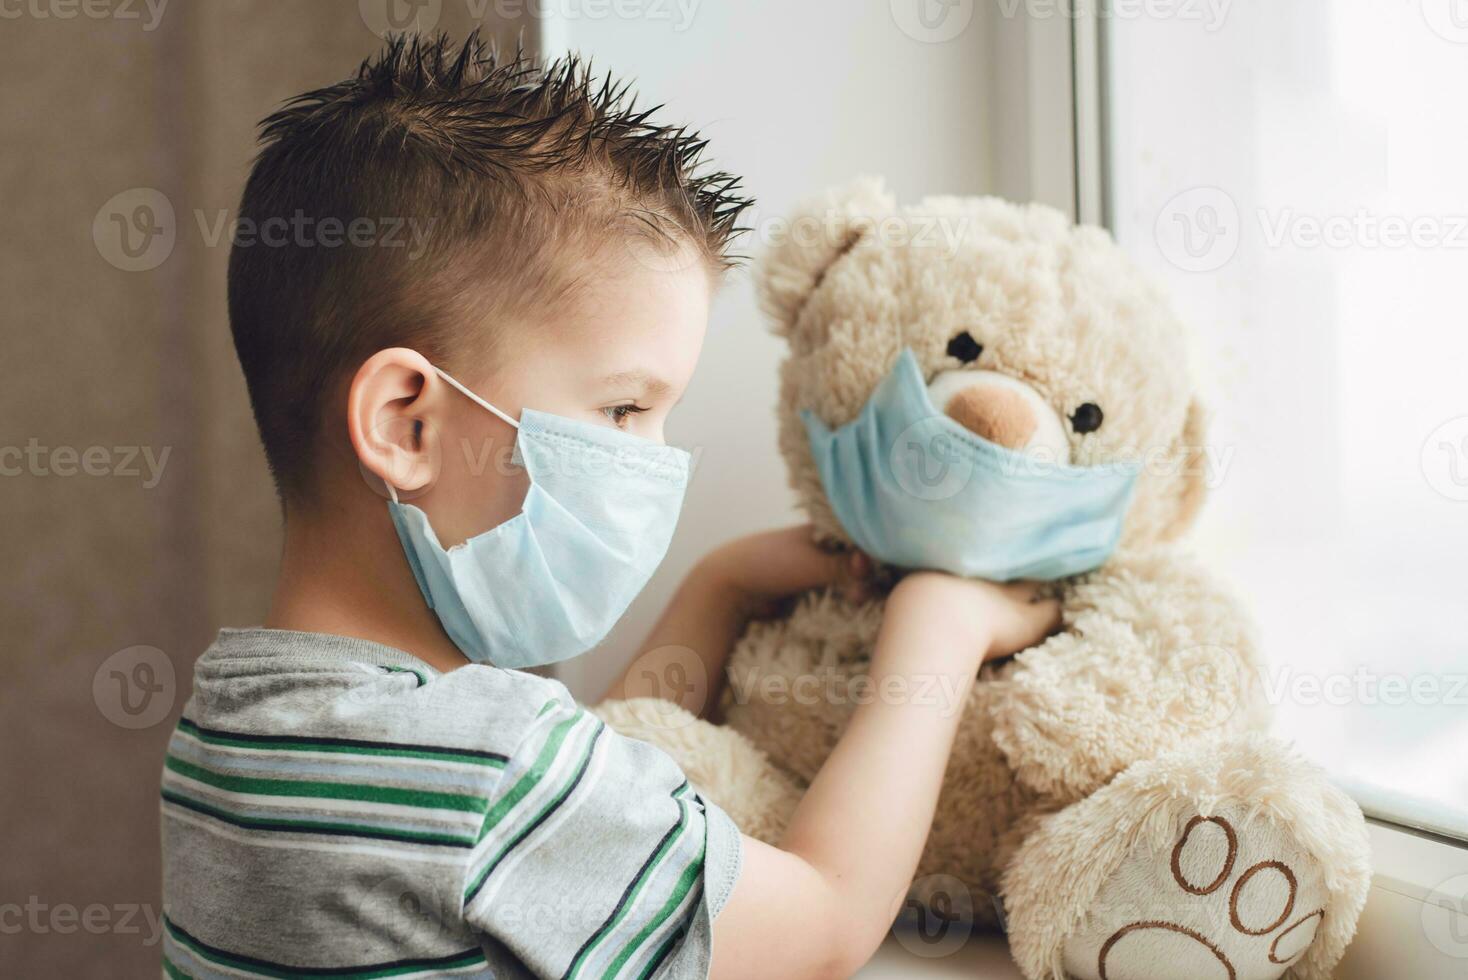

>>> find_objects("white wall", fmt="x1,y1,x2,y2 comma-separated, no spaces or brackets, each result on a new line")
543,0,998,699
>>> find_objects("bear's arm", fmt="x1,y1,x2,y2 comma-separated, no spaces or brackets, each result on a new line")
987,549,1270,803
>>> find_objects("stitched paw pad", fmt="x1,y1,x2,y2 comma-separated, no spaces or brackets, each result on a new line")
1062,810,1328,980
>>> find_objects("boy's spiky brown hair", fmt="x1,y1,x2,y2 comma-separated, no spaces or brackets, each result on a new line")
228,31,752,502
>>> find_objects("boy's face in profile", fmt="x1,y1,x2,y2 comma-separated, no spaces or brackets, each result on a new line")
360,245,712,549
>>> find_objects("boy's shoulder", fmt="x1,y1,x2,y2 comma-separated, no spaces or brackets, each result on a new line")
184,627,575,762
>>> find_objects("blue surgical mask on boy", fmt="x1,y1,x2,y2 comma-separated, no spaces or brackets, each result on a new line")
801,348,1139,582
388,367,690,669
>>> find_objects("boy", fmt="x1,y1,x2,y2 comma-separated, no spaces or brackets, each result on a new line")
161,33,1058,980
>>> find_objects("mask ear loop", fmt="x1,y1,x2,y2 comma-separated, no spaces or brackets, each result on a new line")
384,366,521,505
433,366,521,430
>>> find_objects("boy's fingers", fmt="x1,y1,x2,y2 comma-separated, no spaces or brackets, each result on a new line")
774,532,866,597
1003,579,1047,603
1036,595,1061,620
742,527,873,598
833,550,875,603
1032,597,1063,636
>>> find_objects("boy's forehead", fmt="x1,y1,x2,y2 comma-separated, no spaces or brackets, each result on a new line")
540,257,712,391
602,370,674,396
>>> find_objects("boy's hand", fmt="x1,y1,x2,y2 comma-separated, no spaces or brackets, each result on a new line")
714,570,1058,979
886,572,1062,665
700,525,874,618
972,577,1064,658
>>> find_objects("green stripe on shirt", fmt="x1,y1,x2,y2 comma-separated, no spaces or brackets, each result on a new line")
601,858,705,978
464,713,598,902
161,788,478,848
176,718,506,768
473,711,582,843
164,916,489,979
164,755,488,814
633,928,684,980
162,629,739,980
162,954,193,980
564,782,695,980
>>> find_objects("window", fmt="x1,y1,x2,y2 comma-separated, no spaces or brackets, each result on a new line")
1103,0,1468,836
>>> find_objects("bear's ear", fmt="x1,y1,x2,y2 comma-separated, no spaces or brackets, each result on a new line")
755,176,897,338
1160,396,1210,541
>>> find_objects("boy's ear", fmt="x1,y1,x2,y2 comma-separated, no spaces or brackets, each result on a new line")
347,348,445,499
756,176,896,338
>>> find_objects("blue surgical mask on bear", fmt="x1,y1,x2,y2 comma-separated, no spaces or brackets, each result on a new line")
801,348,1140,582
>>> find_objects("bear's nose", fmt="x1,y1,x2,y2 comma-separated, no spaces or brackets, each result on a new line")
946,387,1036,449
926,369,1072,460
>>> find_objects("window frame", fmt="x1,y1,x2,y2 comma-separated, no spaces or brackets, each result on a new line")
992,2,1108,225
1073,6,1468,974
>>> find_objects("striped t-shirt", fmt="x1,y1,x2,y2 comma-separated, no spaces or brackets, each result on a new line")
160,628,742,979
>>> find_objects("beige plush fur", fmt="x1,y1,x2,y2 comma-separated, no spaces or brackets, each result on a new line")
1004,735,1371,980
592,698,801,844
598,180,1372,978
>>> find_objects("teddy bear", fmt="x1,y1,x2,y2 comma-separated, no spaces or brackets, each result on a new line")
596,178,1373,980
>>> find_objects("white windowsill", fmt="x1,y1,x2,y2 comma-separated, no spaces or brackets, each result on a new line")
1338,818,1468,979
857,929,1021,978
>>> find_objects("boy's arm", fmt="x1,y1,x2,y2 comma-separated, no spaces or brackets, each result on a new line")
601,526,870,715
710,573,1060,980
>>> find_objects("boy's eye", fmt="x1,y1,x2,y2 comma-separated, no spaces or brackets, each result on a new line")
602,404,648,428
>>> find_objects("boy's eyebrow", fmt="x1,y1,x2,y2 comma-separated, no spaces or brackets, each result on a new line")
603,370,673,397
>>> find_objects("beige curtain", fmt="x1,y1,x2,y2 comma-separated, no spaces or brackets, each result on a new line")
0,3,531,973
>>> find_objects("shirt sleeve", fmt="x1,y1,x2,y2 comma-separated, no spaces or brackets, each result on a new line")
462,692,743,980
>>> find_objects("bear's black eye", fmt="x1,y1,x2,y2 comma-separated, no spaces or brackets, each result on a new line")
946,331,983,364
1070,403,1104,434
